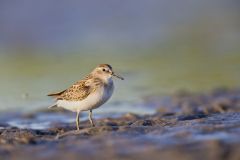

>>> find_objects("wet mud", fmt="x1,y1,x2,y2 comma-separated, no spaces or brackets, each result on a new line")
0,89,240,160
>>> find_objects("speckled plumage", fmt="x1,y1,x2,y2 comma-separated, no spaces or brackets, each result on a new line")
47,64,124,130
48,75,100,101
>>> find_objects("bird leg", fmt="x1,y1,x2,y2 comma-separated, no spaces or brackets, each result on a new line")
76,111,80,131
88,110,95,127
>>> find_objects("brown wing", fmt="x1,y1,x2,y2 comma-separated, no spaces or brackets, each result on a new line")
48,74,96,101
47,90,66,97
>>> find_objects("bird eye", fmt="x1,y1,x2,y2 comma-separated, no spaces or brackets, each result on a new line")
102,69,106,72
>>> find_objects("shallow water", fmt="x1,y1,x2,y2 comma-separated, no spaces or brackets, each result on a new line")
4,103,156,130
0,52,240,114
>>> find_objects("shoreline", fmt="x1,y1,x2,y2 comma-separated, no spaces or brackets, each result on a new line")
0,88,240,160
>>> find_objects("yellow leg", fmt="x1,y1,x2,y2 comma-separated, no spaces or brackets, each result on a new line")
88,110,95,127
76,112,80,131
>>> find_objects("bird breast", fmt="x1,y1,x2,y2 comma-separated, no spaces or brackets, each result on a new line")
101,79,114,104
81,79,114,110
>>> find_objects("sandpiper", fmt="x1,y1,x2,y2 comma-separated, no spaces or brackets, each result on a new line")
48,64,124,130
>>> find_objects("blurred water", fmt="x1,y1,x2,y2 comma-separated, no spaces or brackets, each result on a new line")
0,52,239,113
0,0,240,113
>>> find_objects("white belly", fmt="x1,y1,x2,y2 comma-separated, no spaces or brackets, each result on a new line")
56,84,114,112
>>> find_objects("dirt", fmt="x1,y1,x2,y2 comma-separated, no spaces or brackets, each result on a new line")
0,88,240,160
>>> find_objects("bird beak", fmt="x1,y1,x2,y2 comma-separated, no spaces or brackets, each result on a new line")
112,72,124,80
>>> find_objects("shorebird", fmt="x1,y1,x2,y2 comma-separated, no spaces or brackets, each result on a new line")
48,64,124,130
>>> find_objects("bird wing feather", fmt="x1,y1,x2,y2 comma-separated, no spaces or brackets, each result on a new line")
48,74,98,101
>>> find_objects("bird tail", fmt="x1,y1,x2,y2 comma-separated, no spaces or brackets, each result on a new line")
48,103,58,109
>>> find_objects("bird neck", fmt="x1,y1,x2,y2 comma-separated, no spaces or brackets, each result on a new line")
101,76,113,85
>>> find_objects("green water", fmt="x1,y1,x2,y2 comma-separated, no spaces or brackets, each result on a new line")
0,51,239,112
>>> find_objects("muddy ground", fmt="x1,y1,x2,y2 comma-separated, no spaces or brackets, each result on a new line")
0,89,240,160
